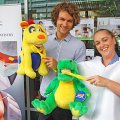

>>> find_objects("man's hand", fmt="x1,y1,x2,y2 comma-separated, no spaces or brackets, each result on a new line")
43,57,57,70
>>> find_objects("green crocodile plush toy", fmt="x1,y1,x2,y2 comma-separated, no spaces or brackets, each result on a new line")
32,59,91,118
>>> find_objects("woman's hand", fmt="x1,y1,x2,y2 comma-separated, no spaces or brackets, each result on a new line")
86,75,109,87
87,75,120,96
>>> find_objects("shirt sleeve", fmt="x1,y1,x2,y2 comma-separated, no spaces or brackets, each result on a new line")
74,41,86,63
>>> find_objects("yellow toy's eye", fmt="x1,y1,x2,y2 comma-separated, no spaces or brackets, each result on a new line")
31,28,36,32
36,28,43,32
29,26,36,33
39,28,44,33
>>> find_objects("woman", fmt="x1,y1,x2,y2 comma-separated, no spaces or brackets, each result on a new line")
78,29,120,120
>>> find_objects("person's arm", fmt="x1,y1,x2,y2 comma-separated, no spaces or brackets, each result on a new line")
87,75,120,96
74,41,86,63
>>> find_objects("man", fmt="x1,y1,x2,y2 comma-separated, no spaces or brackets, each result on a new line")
39,2,86,120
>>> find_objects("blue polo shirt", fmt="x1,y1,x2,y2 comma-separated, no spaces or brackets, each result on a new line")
40,33,86,96
109,53,119,65
45,33,86,62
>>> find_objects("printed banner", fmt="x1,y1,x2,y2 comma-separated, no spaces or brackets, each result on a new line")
0,4,25,120
71,18,94,40
97,17,120,39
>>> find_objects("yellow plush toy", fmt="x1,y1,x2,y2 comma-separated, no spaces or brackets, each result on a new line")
17,19,48,79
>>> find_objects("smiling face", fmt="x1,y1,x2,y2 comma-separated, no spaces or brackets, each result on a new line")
94,30,116,59
56,10,74,40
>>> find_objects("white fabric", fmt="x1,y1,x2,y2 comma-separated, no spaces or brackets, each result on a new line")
0,60,17,91
0,74,11,91
78,56,120,120
0,61,18,77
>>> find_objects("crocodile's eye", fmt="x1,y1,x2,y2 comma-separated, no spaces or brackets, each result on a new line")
29,26,36,33
71,69,74,73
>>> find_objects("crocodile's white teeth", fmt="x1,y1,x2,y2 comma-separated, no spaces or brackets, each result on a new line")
61,69,71,74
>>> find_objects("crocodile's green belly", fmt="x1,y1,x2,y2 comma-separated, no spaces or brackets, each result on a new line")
55,81,75,109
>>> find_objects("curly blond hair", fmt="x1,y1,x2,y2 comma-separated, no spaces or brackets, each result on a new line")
51,2,80,28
